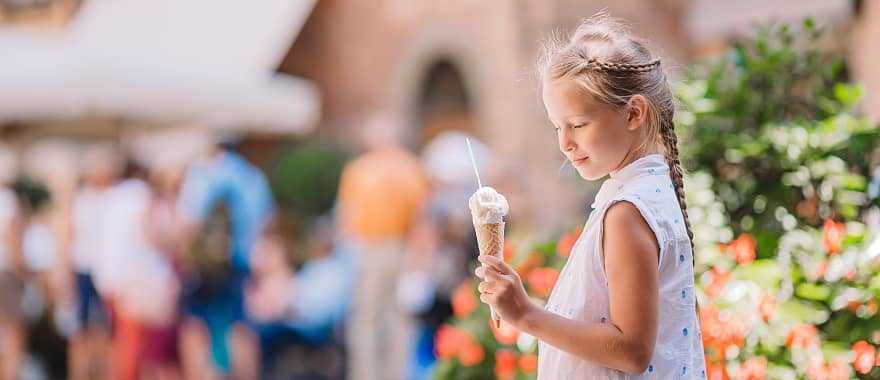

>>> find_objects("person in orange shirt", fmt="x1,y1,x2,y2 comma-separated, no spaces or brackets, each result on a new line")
337,113,429,380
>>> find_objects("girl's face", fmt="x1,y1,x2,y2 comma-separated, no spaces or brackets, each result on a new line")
542,78,643,181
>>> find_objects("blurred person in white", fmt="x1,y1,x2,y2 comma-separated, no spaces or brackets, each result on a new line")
137,156,190,380
245,215,354,379
97,159,182,380
175,138,273,380
0,145,26,380
66,144,119,380
336,112,430,380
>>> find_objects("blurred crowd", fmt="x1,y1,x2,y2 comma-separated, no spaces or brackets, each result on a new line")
0,115,502,380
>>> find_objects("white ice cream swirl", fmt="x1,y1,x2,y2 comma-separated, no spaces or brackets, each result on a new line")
468,186,509,225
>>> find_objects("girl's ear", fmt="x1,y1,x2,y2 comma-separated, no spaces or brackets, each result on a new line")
625,95,649,131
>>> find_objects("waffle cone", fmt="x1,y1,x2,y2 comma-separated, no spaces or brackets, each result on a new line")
476,222,505,259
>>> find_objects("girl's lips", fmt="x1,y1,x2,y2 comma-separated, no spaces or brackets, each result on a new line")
573,156,589,165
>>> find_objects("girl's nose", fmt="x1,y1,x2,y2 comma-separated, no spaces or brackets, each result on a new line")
559,128,576,153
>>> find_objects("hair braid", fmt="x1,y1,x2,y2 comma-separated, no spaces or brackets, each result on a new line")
659,118,695,255
661,120,700,317
587,58,660,73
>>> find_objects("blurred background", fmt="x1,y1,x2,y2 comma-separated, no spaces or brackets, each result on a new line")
0,0,878,379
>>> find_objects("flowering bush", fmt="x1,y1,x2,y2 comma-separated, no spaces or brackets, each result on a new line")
432,229,577,380
434,19,880,380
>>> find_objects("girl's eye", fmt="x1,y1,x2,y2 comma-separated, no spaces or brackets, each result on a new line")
573,124,586,129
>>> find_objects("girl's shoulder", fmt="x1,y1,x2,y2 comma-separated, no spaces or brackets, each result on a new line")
605,175,682,240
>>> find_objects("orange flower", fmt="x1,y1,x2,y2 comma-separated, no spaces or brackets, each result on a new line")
557,227,582,257
786,324,819,349
515,251,545,278
736,356,767,380
758,296,776,322
434,324,466,359
503,241,516,262
848,300,862,313
827,358,850,380
701,303,750,358
527,267,560,297
519,353,538,374
706,267,731,300
494,349,518,379
822,219,845,255
814,259,828,279
490,319,519,345
452,280,478,318
853,340,877,374
722,233,756,265
706,360,730,380
458,332,485,366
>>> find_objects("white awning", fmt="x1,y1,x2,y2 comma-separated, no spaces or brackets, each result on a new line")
0,0,319,134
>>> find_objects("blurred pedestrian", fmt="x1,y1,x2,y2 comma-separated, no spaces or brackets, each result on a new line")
336,113,430,380
66,144,119,380
176,140,273,380
0,146,26,380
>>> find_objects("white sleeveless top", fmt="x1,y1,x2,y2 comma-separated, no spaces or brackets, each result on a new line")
537,154,707,379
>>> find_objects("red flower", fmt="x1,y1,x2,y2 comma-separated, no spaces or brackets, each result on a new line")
736,356,767,380
557,227,582,257
434,325,466,359
853,340,877,374
722,233,757,265
848,300,862,313
526,267,560,297
451,280,478,318
515,251,544,278
503,241,516,262
827,359,851,380
494,349,518,379
786,324,819,349
706,360,730,380
458,332,485,366
490,319,519,345
822,219,845,255
814,259,828,279
434,325,485,366
519,353,538,374
758,296,776,322
706,267,732,300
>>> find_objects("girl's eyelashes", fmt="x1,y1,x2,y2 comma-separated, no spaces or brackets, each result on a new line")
552,122,587,133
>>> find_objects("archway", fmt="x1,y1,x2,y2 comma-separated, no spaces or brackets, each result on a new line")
415,60,476,149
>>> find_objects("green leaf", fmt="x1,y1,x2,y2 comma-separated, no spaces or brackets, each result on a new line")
796,283,833,302
733,259,782,290
777,300,830,324
833,83,863,107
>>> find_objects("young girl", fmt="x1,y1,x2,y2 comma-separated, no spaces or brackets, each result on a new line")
476,14,706,379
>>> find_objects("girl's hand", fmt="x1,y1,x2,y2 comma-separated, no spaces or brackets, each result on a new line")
475,254,536,327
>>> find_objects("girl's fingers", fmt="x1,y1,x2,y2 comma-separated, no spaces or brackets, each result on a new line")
478,254,513,275
479,264,504,282
479,293,495,305
477,281,492,294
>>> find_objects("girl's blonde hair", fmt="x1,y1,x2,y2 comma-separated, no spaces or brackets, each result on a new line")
538,12,694,252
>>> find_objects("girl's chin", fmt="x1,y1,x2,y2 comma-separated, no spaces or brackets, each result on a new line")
575,168,607,181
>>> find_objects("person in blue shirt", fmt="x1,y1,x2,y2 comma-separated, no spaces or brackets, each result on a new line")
176,142,274,379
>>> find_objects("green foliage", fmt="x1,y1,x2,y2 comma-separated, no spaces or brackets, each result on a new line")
270,141,348,227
